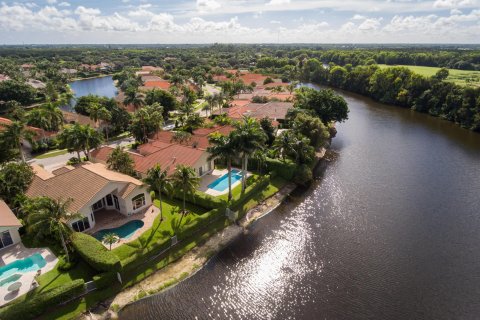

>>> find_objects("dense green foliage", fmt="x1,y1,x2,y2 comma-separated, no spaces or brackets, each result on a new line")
301,62,480,131
0,162,34,207
71,232,122,272
0,80,37,105
0,279,85,320
93,272,117,289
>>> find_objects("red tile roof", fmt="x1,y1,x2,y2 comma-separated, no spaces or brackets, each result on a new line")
218,102,293,124
0,117,56,140
143,80,171,90
0,200,21,227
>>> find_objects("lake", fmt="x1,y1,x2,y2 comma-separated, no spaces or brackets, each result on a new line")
64,76,117,112
120,86,480,320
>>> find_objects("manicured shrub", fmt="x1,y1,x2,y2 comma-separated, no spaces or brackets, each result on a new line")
172,190,226,210
57,254,78,271
265,158,297,180
0,279,85,320
71,232,121,272
93,272,117,289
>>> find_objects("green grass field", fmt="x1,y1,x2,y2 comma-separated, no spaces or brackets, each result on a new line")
377,64,480,87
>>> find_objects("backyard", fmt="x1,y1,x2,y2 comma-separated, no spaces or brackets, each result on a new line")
1,173,288,320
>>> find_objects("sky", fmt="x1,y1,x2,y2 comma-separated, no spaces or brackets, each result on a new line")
0,0,479,44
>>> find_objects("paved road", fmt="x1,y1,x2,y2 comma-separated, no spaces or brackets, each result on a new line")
30,136,135,171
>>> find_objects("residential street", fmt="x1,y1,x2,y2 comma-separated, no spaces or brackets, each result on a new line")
30,136,134,171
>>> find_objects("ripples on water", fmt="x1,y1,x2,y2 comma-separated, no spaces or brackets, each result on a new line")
121,90,480,320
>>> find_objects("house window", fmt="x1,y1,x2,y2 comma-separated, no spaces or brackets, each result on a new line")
106,194,113,206
132,194,146,210
0,230,14,249
72,217,90,232
91,199,104,211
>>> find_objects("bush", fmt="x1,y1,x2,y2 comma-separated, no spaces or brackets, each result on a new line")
265,158,298,180
173,191,226,210
71,232,121,272
0,279,85,320
293,164,313,187
57,254,78,271
93,272,117,289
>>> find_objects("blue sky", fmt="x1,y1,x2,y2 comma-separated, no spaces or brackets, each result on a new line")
0,0,478,44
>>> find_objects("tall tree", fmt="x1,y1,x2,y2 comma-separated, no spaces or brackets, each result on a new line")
0,162,34,208
143,165,171,221
106,146,135,176
27,197,82,262
0,120,33,162
207,133,237,201
232,116,266,191
123,88,145,112
171,165,199,227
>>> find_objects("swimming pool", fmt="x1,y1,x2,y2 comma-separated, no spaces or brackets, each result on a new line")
93,220,144,241
0,253,46,283
207,169,243,192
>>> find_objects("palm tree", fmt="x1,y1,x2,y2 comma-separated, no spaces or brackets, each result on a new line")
97,107,112,141
171,165,199,227
107,146,135,175
124,88,145,112
207,133,237,201
80,125,103,160
287,81,298,94
148,103,164,139
27,198,81,262
0,120,32,162
232,116,267,191
273,130,297,162
143,165,171,221
102,233,119,250
41,102,64,131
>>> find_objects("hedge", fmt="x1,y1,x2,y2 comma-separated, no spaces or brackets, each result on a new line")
172,190,226,210
0,279,85,320
120,237,171,271
71,232,121,272
265,158,298,181
93,272,117,289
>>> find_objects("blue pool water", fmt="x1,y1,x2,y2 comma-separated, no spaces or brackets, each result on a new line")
0,253,46,283
207,169,243,192
93,220,144,241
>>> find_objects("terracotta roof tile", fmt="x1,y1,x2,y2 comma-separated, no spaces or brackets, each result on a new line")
0,200,21,227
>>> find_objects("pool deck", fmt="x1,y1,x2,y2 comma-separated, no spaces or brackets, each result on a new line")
199,168,247,197
0,244,57,307
86,204,159,249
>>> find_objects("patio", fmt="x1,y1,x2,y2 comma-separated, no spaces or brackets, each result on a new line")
0,244,57,307
199,168,248,197
86,204,159,249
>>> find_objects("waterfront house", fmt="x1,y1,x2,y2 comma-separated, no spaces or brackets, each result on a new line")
0,201,22,251
26,163,152,233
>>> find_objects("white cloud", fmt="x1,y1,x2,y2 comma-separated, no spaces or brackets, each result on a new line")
74,6,101,16
46,0,57,4
352,14,367,20
270,20,281,24
266,0,290,6
358,18,383,30
58,2,70,7
433,0,473,8
197,0,221,12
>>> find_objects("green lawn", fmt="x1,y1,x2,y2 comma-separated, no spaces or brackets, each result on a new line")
19,176,288,320
113,198,207,263
34,149,69,159
377,64,480,87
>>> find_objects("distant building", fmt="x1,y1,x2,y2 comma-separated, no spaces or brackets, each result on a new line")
0,74,11,82
26,79,46,89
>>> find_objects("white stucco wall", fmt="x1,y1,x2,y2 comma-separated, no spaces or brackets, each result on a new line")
0,226,21,249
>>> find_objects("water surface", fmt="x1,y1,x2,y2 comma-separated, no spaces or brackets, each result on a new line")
121,88,480,320
64,76,117,111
